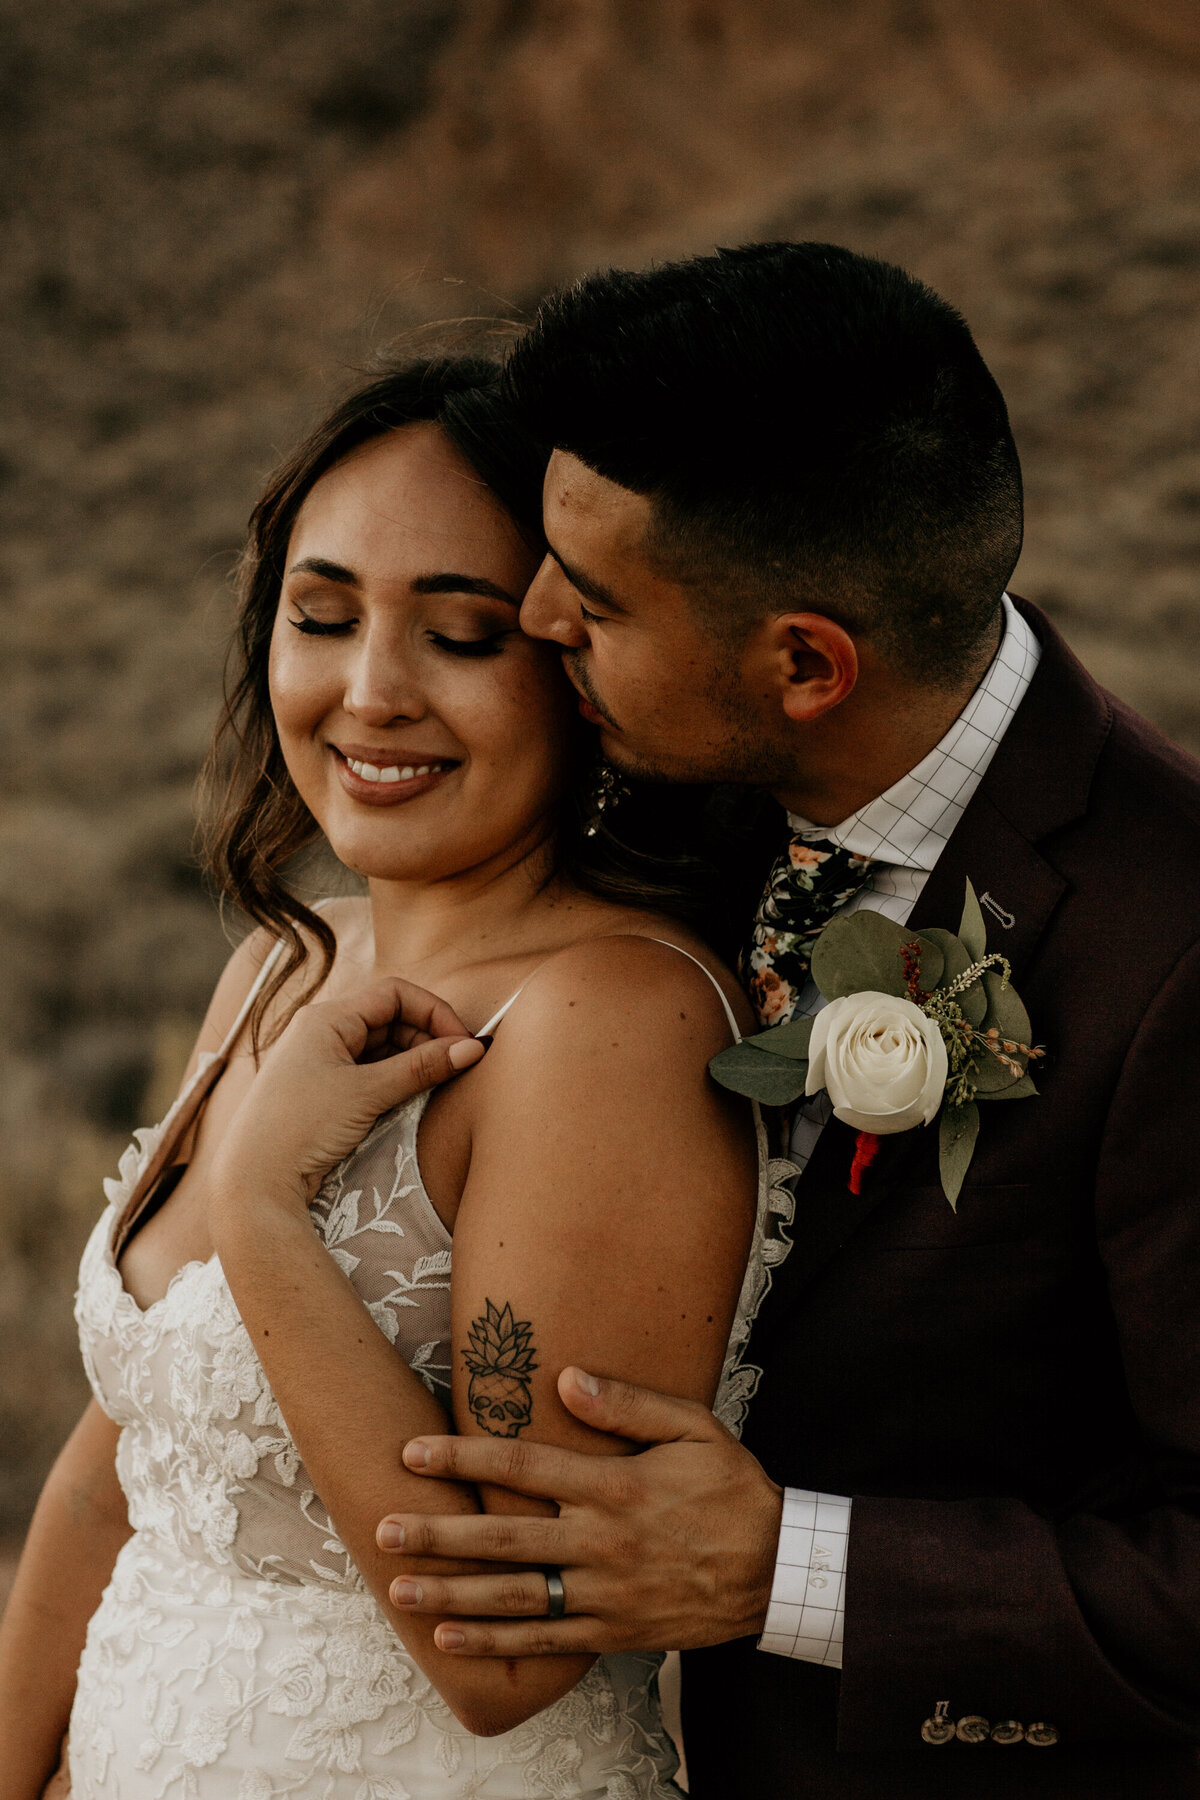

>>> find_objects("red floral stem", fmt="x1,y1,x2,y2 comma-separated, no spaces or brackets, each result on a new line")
848,1130,880,1195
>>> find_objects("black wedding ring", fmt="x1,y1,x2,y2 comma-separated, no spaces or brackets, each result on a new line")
545,1568,567,1620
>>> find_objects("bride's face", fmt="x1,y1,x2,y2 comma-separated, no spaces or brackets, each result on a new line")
269,424,573,885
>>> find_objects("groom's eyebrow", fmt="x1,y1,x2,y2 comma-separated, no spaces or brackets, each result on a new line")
547,547,629,615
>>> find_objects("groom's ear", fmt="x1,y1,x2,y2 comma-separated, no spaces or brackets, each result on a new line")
765,613,859,723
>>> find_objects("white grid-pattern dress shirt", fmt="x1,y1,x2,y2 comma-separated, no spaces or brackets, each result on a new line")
758,595,1041,1669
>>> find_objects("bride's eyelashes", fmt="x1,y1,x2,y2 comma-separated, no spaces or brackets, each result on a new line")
290,611,354,637
427,630,511,659
288,611,511,658
579,603,602,625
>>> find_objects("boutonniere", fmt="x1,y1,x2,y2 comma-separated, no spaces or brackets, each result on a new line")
711,881,1043,1208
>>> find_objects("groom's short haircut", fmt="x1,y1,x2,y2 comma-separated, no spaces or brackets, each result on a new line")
506,242,1024,687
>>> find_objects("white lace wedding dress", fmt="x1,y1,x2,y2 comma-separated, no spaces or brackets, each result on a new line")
69,939,796,1799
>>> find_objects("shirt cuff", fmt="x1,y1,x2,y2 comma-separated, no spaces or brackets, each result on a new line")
757,1487,850,1668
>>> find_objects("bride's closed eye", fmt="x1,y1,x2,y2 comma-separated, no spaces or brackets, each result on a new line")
290,611,354,637
288,612,510,657
427,630,511,659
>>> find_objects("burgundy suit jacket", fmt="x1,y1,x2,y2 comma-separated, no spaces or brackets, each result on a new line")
682,601,1200,1798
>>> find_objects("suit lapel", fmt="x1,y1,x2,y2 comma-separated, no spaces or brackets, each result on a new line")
759,602,1109,1316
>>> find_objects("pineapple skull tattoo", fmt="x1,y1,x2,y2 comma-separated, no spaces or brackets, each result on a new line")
462,1299,538,1437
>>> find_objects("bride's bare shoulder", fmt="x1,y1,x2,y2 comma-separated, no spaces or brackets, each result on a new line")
492,928,752,1073
562,908,753,1036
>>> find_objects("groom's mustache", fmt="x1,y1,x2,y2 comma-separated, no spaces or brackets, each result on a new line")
562,650,618,728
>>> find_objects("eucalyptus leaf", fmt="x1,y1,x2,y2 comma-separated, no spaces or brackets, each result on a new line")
938,1100,980,1209
811,910,944,1001
971,1043,1027,1095
981,969,1032,1048
920,928,988,1026
911,933,945,992
745,1016,814,1061
972,971,1034,1094
708,1041,811,1106
984,1070,1038,1101
958,879,987,962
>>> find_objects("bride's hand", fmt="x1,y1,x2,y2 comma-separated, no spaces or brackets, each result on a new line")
207,977,486,1214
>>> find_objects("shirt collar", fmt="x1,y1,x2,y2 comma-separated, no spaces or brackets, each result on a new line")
787,595,1041,872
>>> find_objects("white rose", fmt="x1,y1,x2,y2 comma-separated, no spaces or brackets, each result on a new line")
806,991,948,1133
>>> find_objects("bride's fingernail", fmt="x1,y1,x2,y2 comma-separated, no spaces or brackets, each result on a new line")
438,1627,466,1650
575,1369,601,1398
392,1579,423,1606
377,1520,405,1549
448,1037,485,1070
403,1441,431,1469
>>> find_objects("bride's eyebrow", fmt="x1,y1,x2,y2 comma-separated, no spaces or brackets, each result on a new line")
284,561,519,608
287,556,358,585
411,573,521,606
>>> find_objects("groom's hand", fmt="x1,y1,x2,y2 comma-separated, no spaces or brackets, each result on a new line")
376,1367,784,1656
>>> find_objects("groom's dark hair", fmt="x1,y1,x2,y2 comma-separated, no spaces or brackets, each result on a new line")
505,242,1024,687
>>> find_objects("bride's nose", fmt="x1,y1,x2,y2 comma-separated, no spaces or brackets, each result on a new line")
342,630,427,726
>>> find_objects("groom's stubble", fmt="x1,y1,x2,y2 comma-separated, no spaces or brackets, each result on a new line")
562,633,803,793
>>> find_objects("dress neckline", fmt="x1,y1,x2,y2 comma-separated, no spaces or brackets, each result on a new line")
105,929,741,1311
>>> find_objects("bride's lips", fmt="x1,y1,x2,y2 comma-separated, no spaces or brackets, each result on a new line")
330,746,460,806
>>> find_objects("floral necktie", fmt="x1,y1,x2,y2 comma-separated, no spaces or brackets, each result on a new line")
741,833,878,1027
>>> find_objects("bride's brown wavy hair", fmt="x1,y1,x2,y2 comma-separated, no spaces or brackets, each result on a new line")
203,356,776,1050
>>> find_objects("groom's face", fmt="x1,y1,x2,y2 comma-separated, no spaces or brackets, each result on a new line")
520,452,777,784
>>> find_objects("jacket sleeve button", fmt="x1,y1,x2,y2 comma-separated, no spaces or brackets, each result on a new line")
1026,1722,1059,1746
956,1715,991,1743
922,1703,956,1744
991,1720,1025,1744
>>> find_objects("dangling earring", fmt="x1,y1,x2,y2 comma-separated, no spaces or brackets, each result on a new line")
584,761,629,837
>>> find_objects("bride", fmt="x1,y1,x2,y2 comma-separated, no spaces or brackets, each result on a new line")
0,357,780,1798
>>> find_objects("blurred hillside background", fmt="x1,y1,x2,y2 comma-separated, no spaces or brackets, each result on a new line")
2,0,1200,1560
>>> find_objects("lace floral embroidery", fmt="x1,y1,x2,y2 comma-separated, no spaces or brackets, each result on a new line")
71,977,789,1796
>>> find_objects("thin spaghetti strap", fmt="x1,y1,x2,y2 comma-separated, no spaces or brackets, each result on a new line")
214,896,336,1060
112,932,290,1253
647,938,744,1042
213,934,289,1062
477,937,744,1043
477,988,524,1037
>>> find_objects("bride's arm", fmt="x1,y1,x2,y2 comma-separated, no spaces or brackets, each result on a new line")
212,936,757,1737
0,1401,131,1799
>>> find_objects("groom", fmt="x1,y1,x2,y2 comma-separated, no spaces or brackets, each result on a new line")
378,244,1200,1796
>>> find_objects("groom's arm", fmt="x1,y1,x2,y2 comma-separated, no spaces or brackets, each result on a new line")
382,938,1200,1752
376,1367,786,1657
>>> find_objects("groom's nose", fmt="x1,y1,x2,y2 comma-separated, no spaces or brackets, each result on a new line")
520,557,588,648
